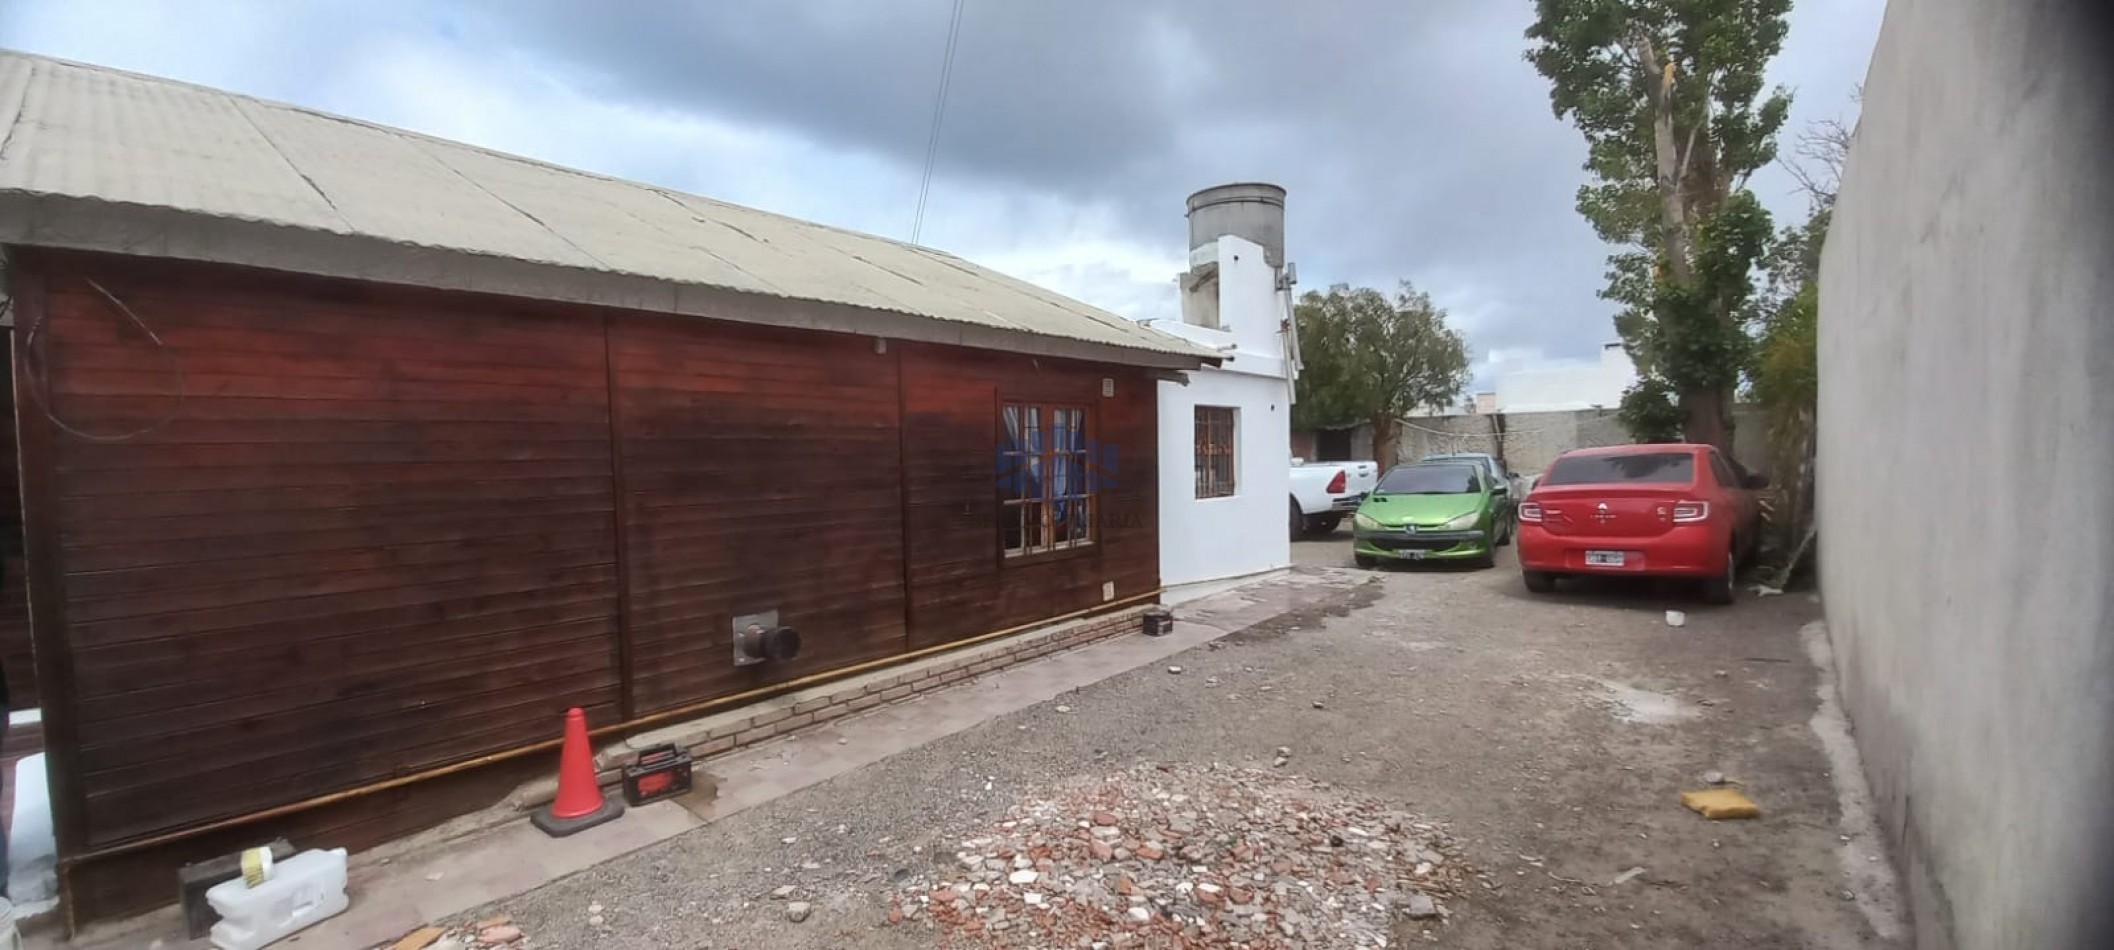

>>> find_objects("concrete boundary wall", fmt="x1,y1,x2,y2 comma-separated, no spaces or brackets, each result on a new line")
1818,1,2114,947
1395,409,1632,476
1338,406,1768,476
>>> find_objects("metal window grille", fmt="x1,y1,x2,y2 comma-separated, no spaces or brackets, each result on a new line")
1195,406,1237,498
1002,403,1095,556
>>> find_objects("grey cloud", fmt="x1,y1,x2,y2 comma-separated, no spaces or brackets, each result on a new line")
3,0,1876,384
453,0,1180,188
457,0,1626,370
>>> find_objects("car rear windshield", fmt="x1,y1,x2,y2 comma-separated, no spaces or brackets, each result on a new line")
1377,464,1479,494
1542,452,1695,486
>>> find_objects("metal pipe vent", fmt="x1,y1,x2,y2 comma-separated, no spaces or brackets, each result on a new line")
732,610,802,666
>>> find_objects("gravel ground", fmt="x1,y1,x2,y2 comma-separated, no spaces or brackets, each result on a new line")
462,534,1902,949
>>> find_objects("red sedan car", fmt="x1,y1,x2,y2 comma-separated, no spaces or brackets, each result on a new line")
1516,443,1766,603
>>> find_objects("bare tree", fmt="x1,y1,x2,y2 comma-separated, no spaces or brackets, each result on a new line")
1783,85,1860,210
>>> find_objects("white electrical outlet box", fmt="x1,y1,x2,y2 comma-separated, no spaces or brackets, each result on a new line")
1102,581,1115,602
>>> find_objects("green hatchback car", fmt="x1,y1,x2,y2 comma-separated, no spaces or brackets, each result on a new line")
1351,462,1515,569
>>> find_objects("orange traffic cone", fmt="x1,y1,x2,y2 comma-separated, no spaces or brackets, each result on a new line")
531,706,624,837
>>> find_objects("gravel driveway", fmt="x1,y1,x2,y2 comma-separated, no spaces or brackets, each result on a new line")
468,534,1901,949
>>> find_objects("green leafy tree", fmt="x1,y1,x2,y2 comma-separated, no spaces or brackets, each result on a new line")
1293,282,1471,463
1617,377,1686,443
1754,281,1816,417
1526,0,1794,455
1749,95,1854,584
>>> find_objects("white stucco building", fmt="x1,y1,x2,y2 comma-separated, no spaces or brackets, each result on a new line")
1494,342,1637,412
1146,184,1299,596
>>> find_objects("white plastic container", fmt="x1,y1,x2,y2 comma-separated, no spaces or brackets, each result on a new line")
205,848,349,950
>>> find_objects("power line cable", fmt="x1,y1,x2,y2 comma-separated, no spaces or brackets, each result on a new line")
21,279,187,443
910,0,967,245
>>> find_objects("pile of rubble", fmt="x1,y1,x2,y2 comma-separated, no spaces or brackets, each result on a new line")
885,763,1473,948
382,914,530,950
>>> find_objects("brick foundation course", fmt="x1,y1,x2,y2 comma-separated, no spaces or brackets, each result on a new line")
587,604,1154,784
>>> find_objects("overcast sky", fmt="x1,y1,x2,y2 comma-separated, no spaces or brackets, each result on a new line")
0,0,1883,388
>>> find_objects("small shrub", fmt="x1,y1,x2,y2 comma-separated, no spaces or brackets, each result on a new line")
1617,377,1685,443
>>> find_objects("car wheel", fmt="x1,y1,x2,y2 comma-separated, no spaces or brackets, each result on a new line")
1522,570,1557,593
1354,554,1380,569
1496,514,1514,546
1702,546,1738,605
1288,497,1303,541
1474,548,1497,570
1312,514,1343,535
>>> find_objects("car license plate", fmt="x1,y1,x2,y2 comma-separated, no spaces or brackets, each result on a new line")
1403,550,1426,560
1585,550,1626,567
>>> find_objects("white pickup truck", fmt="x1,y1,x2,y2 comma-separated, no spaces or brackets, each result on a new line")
1288,459,1380,537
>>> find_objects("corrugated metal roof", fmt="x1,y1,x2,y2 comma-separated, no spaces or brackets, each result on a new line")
0,51,1211,366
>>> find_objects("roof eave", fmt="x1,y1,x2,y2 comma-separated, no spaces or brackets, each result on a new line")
0,193,1218,371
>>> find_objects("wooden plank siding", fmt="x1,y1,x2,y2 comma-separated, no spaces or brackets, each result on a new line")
899,345,1159,647
610,315,908,714
5,249,1166,923
16,251,624,851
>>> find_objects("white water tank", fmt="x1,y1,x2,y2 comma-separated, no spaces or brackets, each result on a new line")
1186,183,1287,268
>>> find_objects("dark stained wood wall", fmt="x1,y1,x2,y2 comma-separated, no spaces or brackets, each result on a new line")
17,252,623,850
899,345,1159,647
7,249,1165,923
0,337,33,709
611,316,907,714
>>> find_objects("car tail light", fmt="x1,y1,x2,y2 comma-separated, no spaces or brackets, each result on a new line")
1518,502,1544,524
1326,470,1346,493
1672,501,1710,523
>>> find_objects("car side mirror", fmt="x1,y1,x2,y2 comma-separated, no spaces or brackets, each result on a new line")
1744,474,1771,489
1492,483,1510,494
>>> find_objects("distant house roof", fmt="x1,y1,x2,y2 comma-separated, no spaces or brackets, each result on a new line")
0,51,1213,369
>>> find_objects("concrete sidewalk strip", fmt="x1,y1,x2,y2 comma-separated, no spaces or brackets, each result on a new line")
78,569,1356,950
298,802,705,947
688,610,1246,824
596,602,1162,780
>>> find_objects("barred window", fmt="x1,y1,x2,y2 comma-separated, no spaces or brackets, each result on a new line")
1194,406,1237,498
1000,404,1095,557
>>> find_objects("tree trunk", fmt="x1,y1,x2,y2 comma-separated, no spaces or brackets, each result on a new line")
1632,37,1695,285
1680,386,1732,454
1370,415,1400,467
1636,34,1740,458
1489,412,1509,475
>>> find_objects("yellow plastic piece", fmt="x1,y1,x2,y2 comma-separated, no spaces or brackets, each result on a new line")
1681,788,1761,820
239,845,273,886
